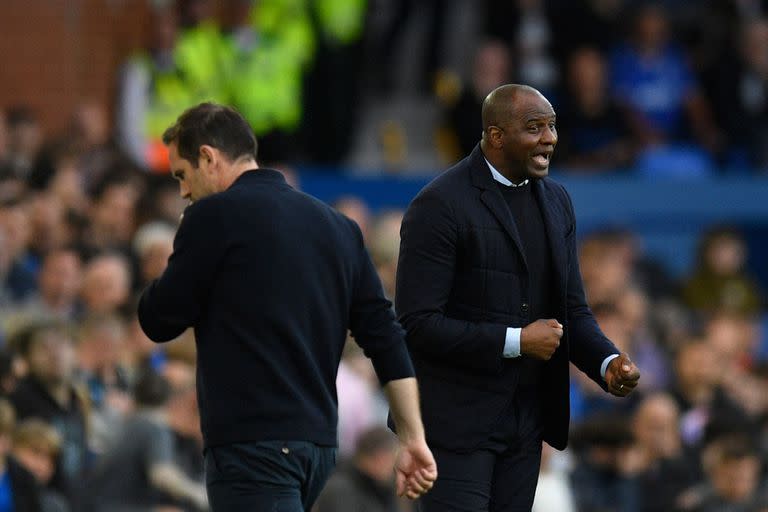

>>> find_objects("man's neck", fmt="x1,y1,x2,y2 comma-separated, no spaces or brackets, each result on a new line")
219,159,259,191
479,141,527,184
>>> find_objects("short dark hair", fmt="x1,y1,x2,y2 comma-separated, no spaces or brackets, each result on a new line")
162,102,258,166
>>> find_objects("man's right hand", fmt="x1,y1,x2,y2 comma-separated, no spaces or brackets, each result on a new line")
395,438,438,499
520,319,563,360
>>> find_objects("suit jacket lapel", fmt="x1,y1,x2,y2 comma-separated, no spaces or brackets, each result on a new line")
534,180,566,294
468,145,528,271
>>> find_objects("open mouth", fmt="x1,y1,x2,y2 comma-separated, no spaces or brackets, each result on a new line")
531,152,551,167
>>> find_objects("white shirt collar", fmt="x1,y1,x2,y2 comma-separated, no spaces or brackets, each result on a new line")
484,158,529,187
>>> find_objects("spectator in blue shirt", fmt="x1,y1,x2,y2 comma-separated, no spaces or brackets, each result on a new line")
609,3,720,154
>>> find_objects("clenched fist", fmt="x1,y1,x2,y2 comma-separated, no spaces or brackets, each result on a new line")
520,319,563,360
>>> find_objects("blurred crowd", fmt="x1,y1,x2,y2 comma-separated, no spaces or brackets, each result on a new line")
0,0,765,511
441,0,768,175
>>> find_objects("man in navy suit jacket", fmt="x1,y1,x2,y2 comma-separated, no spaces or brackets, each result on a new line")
396,84,640,511
138,103,437,511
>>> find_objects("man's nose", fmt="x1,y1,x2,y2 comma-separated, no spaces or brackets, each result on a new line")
179,183,190,199
542,126,557,145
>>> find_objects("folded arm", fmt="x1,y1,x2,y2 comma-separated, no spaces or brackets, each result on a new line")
138,200,226,342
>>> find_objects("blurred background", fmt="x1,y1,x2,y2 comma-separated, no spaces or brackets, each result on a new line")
0,0,766,511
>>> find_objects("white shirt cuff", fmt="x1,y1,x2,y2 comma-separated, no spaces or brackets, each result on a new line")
503,327,522,358
601,354,621,381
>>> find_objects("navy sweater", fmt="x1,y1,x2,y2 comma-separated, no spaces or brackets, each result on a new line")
138,170,414,448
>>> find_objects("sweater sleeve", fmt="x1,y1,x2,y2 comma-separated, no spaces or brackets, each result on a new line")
348,223,415,385
138,199,226,342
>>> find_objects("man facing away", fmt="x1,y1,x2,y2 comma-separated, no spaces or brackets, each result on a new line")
395,84,640,511
137,103,436,511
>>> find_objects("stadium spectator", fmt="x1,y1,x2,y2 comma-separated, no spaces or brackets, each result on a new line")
671,341,745,448
9,322,89,501
609,3,720,154
631,392,700,512
315,426,405,512
75,314,133,454
0,196,36,306
570,415,641,512
445,40,513,159
5,106,42,180
26,192,75,261
13,418,70,512
706,18,768,170
132,221,175,289
82,370,208,512
483,0,559,96
116,6,188,172
682,227,763,315
79,253,132,317
0,399,42,512
557,47,636,171
2,248,82,333
679,433,767,512
82,170,143,258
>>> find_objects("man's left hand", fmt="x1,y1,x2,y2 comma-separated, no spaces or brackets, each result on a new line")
605,353,640,397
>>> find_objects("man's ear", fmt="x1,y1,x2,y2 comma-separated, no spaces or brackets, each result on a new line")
199,145,216,169
486,127,504,149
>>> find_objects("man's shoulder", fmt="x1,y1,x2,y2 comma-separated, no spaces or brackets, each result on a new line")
415,154,475,203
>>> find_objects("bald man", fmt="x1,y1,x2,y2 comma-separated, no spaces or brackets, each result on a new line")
395,84,640,511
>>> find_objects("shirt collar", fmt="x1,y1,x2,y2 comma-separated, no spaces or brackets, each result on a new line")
484,158,529,187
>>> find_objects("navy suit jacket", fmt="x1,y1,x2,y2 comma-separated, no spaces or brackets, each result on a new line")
395,145,619,451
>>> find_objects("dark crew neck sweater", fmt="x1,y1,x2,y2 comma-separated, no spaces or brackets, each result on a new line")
139,170,415,448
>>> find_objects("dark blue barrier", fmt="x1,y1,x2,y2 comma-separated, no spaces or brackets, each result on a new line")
298,171,768,286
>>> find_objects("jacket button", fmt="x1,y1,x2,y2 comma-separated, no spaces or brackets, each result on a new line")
521,303,529,312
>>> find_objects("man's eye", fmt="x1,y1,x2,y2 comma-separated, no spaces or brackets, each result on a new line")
527,126,539,133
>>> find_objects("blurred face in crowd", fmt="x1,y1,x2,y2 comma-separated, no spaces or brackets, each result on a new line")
79,319,126,372
334,197,371,243
579,238,631,303
472,42,511,99
14,445,55,484
633,394,680,460
635,5,668,53
73,101,109,148
741,20,768,75
28,193,70,253
93,182,139,244
711,455,760,503
568,48,606,105
39,249,82,308
704,234,745,276
675,342,721,404
704,313,751,362
0,201,31,260
141,239,174,283
8,119,41,161
27,330,76,385
81,255,131,314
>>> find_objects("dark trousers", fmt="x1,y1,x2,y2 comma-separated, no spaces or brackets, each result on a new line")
205,440,336,512
420,375,544,512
